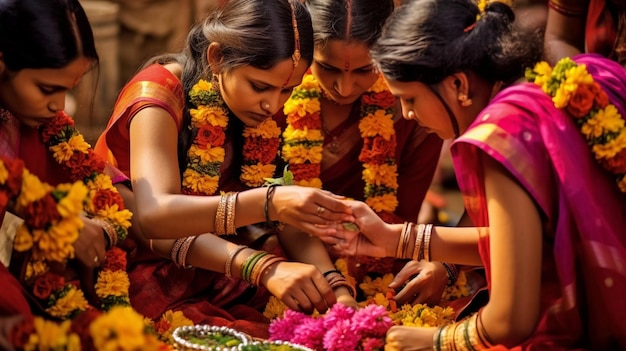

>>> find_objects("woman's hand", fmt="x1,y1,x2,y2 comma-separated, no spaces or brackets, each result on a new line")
388,261,448,306
261,261,337,314
271,186,355,237
73,217,108,302
385,326,437,351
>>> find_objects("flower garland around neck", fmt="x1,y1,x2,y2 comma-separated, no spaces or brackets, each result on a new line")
182,79,281,195
526,57,626,192
282,73,399,214
0,110,133,319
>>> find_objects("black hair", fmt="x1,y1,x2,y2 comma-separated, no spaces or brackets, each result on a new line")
146,0,314,177
0,0,98,70
305,0,394,47
371,0,542,85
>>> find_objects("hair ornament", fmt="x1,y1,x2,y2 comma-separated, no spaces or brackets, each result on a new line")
288,0,301,67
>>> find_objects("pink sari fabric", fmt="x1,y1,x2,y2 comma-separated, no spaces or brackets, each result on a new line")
451,54,626,349
94,64,280,339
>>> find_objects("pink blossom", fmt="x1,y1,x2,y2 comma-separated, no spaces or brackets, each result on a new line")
269,310,309,342
292,318,325,350
361,337,385,351
351,304,393,337
322,319,360,351
322,303,356,330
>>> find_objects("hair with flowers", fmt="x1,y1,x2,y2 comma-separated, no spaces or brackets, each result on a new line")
526,57,626,192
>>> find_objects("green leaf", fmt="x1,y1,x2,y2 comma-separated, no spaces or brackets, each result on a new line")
341,222,359,231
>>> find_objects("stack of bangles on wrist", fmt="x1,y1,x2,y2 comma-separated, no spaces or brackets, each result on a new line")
215,191,239,235
91,217,119,249
397,222,458,286
227,248,287,286
322,269,357,298
433,310,494,351
171,236,197,269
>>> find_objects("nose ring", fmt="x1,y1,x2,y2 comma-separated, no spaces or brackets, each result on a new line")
262,102,270,110
408,110,416,119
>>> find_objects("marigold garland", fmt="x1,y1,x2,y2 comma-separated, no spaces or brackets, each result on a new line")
526,58,626,192
182,79,281,195
1,114,133,321
282,73,399,213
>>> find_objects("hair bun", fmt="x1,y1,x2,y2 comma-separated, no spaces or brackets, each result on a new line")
484,1,514,24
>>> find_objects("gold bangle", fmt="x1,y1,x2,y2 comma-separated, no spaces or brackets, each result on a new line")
413,224,425,261
423,224,433,262
215,192,228,235
225,192,238,234
225,245,247,278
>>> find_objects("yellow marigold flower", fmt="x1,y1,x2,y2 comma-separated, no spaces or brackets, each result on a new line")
57,181,88,218
191,79,212,94
369,76,389,93
189,144,225,163
359,110,395,139
363,164,399,188
334,258,357,287
24,318,78,351
243,119,281,138
592,130,626,159
283,125,324,141
96,270,130,297
282,145,324,164
50,142,74,163
25,260,48,280
552,84,573,109
190,106,228,128
366,193,399,213
97,204,133,229
157,310,194,343
263,296,288,320
298,74,320,91
46,286,89,318
92,173,116,191
182,169,219,194
241,163,277,187
566,64,594,86
359,274,394,298
296,178,323,188
284,98,321,116
13,224,34,252
17,170,49,207
90,306,147,351
532,61,552,82
582,105,624,139
0,161,8,184
359,292,390,309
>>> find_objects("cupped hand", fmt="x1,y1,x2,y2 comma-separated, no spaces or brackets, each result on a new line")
261,261,337,314
385,326,437,351
388,260,448,306
271,186,355,237
74,216,108,302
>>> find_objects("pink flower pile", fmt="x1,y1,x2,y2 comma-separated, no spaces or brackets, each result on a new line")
268,304,394,351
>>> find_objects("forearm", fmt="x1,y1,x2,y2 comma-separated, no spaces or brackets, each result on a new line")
278,226,336,272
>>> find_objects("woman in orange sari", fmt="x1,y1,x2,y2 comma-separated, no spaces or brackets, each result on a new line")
95,0,359,338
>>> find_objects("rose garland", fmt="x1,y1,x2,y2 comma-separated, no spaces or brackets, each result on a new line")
526,58,626,192
282,73,399,214
182,79,282,195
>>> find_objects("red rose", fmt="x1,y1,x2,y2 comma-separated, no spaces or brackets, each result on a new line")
566,84,595,118
104,247,127,271
33,272,65,299
196,125,226,148
92,189,124,210
24,193,62,229
362,91,396,109
359,136,396,164
291,163,320,181
591,82,610,108
600,149,626,174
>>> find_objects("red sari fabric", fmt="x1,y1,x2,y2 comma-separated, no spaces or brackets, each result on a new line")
451,55,626,349
94,64,279,339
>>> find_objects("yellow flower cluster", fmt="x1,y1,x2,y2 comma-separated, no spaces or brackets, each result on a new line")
23,317,81,351
90,306,166,351
527,57,626,192
389,303,455,327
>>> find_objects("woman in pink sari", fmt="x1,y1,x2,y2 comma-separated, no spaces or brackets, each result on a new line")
326,0,626,349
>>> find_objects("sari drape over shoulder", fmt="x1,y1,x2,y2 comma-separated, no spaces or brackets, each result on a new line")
94,64,278,339
451,54,626,349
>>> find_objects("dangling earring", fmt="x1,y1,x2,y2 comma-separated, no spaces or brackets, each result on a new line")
458,94,473,107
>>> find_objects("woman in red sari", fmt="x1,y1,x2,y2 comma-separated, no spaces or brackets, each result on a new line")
95,0,360,338
275,0,453,307
327,0,626,349
544,0,626,67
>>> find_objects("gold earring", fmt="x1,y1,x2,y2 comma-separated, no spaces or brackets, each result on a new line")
458,94,473,107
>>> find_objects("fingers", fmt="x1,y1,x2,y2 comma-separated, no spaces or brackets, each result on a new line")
282,280,334,314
